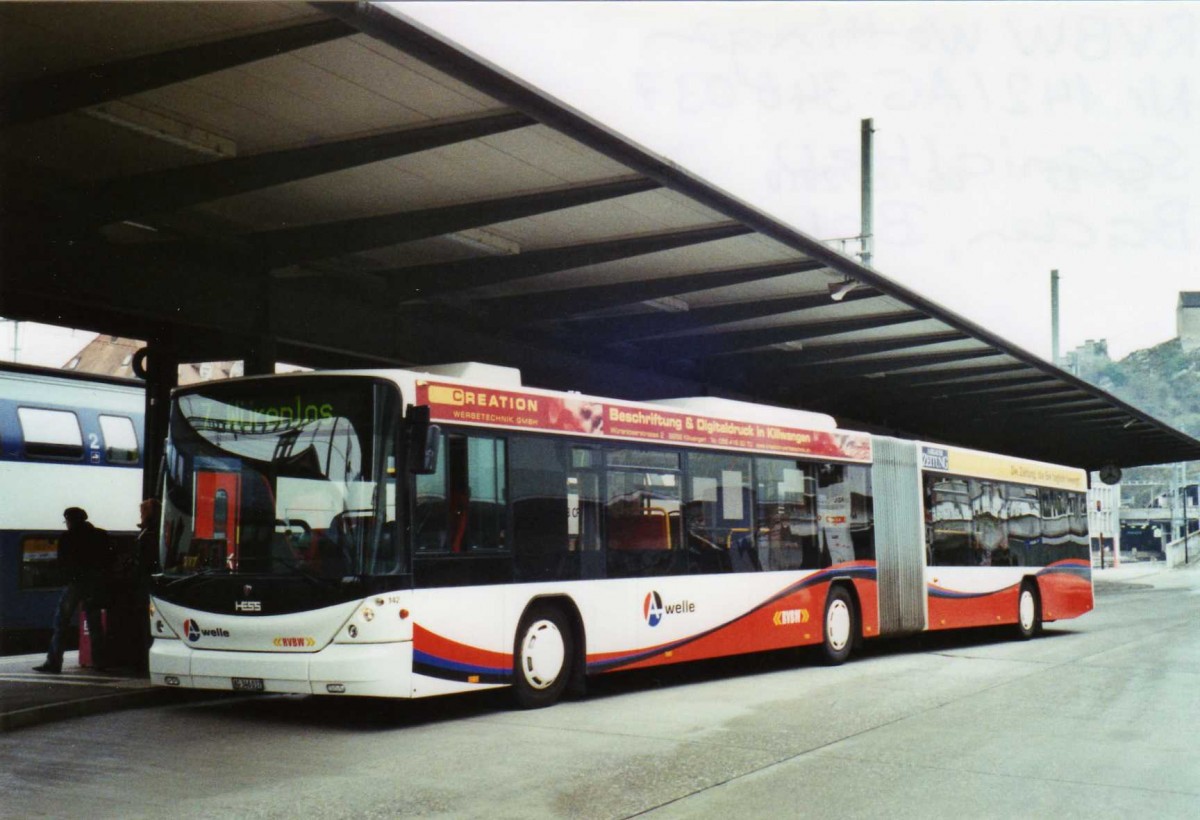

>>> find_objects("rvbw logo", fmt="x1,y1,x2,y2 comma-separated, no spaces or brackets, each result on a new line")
643,591,696,627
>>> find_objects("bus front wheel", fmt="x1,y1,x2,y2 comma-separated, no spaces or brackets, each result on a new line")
512,605,573,709
1015,583,1041,640
820,586,856,665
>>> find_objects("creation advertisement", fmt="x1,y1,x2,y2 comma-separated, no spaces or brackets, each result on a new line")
417,381,873,463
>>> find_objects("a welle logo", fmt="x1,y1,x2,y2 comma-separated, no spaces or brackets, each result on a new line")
642,591,696,627
183,619,230,642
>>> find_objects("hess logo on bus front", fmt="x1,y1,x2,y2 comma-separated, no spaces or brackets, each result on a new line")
642,591,696,627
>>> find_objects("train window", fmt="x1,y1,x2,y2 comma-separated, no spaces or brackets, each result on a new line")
99,414,139,464
17,407,83,460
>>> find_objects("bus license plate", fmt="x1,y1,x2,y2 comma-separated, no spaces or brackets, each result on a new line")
232,677,265,692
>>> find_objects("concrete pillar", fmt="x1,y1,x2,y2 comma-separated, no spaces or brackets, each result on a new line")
244,335,277,377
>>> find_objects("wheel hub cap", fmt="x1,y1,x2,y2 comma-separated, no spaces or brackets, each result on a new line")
521,619,565,690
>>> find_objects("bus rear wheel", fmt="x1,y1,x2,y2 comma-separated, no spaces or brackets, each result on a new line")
1015,583,1041,640
820,586,856,665
512,605,573,709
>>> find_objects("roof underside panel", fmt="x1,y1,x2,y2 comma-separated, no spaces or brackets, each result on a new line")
1,1,1197,471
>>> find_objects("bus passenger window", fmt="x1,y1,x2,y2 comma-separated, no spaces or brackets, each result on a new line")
413,445,447,552
1005,484,1041,566
605,448,681,578
926,476,971,566
970,480,1009,566
754,458,817,570
413,433,507,553
686,453,753,574
569,448,603,580
511,436,574,581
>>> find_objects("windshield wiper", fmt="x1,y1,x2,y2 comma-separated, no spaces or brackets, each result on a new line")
164,566,232,590
271,555,345,589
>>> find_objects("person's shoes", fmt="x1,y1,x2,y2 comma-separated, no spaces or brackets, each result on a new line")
32,664,61,674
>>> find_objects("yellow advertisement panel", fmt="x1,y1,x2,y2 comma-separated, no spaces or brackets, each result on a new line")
920,444,1086,492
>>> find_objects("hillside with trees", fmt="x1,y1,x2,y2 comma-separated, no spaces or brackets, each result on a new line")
1081,339,1199,498
1089,339,1200,441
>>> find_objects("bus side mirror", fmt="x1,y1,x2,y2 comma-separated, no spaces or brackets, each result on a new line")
405,406,441,475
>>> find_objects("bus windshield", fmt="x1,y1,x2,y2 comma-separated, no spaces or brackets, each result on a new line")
160,377,400,580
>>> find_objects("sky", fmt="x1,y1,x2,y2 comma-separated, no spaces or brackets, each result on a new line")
3,2,1196,367
397,1,1198,362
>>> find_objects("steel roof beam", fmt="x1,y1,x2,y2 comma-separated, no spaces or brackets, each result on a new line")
1032,406,1126,419
86,110,536,227
886,363,1034,387
811,363,1033,398
643,311,926,361
245,175,659,268
714,330,968,370
389,221,752,300
486,258,830,318
777,347,1002,381
844,377,1063,412
0,17,355,126
560,288,885,341
992,388,1095,404
828,380,1067,420
892,374,1062,400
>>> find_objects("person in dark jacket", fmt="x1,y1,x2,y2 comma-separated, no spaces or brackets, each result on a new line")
34,507,114,673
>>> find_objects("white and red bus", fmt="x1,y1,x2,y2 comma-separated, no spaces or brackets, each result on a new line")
149,363,1093,707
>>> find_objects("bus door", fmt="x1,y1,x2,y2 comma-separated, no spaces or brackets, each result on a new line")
194,471,240,569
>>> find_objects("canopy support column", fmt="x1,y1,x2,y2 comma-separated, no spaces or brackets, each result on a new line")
135,339,178,499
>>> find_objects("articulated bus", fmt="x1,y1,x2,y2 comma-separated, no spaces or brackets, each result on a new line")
0,363,144,652
148,363,1093,706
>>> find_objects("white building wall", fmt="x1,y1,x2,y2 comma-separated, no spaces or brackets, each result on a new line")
1087,479,1121,554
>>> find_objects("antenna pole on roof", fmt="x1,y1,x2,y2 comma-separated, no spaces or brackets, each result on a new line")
860,118,874,269
1051,270,1061,365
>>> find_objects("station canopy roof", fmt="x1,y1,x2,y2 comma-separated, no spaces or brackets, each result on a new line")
3,2,1198,471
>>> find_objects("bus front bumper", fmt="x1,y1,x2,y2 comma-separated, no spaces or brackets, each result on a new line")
150,640,414,697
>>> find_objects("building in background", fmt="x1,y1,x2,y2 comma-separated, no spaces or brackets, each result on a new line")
1179,292,1200,353
1062,339,1111,382
66,335,244,384
1088,478,1120,563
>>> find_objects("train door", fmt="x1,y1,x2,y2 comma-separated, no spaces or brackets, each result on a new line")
194,471,241,569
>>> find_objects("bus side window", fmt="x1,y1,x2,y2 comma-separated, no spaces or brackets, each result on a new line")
569,447,603,579
511,436,574,581
413,433,506,553
755,458,817,571
605,448,682,578
413,445,447,552
686,453,753,574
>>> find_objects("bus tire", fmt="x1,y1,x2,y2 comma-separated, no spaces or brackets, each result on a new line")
820,585,856,665
1015,582,1041,640
512,604,572,709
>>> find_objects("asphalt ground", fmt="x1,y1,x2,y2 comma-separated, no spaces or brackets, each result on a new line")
0,563,1174,734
